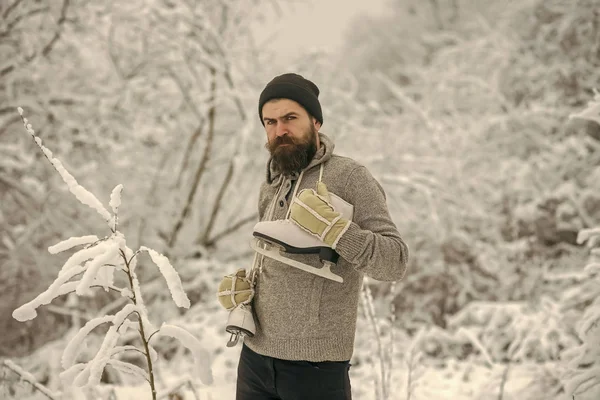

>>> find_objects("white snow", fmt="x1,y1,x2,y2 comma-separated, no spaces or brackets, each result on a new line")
48,235,100,254
12,265,86,321
18,111,113,224
140,246,191,309
107,359,148,381
50,155,113,223
110,184,123,214
158,323,213,385
94,265,116,292
62,316,114,369
60,363,88,387
81,304,140,387
59,240,110,275
76,242,119,296
578,228,600,245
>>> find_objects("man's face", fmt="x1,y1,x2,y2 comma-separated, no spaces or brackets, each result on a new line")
262,99,321,176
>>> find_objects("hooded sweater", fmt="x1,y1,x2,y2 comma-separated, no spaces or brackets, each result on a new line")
244,132,409,362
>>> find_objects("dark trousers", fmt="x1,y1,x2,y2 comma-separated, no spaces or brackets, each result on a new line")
236,343,352,400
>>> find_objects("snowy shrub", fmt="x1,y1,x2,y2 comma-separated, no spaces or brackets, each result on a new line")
442,300,579,363
560,91,600,399
360,278,397,400
561,227,600,399
10,108,212,399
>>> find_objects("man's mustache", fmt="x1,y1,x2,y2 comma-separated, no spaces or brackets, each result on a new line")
274,136,296,146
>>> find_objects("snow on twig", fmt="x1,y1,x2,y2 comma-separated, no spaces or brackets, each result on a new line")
106,359,149,382
158,323,213,385
577,228,600,245
1,359,59,400
17,107,113,227
12,265,86,321
62,315,114,369
70,304,140,388
109,184,123,214
48,235,100,254
569,88,600,125
76,242,119,296
140,246,190,309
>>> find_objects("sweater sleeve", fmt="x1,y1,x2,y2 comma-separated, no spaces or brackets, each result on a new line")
335,166,409,282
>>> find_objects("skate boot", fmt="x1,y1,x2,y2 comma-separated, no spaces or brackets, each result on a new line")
251,219,343,282
225,304,256,347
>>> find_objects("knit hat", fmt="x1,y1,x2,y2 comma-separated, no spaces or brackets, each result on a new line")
258,73,323,126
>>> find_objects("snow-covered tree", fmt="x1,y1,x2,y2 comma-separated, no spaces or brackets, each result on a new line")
10,109,212,399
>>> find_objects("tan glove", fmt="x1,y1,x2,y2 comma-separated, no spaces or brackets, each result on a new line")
289,182,351,250
216,269,254,311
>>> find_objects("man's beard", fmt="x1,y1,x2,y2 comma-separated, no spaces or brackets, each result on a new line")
266,124,318,176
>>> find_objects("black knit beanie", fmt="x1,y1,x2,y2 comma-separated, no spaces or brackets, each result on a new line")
258,73,323,126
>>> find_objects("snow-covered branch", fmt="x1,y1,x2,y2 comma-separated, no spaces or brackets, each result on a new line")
12,109,211,400
1,359,58,400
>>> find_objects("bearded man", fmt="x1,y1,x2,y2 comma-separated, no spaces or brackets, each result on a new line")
225,73,409,400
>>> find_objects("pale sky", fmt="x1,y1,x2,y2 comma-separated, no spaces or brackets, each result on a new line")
255,0,388,57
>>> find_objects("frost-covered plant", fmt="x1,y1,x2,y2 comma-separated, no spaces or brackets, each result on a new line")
11,108,212,400
360,278,397,400
560,90,600,399
442,299,578,363
561,228,600,399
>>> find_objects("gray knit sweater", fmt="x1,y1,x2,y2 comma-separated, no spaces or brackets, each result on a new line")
244,132,409,362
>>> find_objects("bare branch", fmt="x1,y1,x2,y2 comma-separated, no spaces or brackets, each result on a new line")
0,174,39,207
498,362,510,400
200,156,234,245
0,7,49,39
168,67,217,250
0,63,14,77
2,0,24,20
222,249,255,263
205,212,257,246
223,69,247,121
175,120,205,188
166,66,204,121
41,0,70,57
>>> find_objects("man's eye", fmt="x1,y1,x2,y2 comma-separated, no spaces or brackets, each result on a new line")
286,116,295,120
266,120,275,125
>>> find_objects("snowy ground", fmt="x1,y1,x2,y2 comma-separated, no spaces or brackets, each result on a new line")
108,355,548,400
2,271,574,400
4,306,563,400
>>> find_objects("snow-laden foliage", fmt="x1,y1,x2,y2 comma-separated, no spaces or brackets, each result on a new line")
140,246,191,309
561,228,600,399
558,93,600,399
561,220,600,391
436,300,578,363
10,110,212,398
158,323,213,385
17,107,114,226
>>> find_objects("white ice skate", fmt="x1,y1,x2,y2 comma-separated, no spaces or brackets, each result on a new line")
251,191,354,283
225,304,256,347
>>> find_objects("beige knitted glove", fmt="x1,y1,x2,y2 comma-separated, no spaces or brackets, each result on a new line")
216,269,254,311
289,182,351,250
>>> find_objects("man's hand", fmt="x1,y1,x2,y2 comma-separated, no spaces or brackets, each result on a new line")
217,269,254,310
289,182,351,249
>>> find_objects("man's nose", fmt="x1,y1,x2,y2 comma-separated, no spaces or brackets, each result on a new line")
275,122,288,137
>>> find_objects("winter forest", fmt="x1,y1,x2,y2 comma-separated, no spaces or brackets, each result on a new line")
1,0,600,399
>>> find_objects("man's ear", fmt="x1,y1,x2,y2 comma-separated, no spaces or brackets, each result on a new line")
313,119,322,130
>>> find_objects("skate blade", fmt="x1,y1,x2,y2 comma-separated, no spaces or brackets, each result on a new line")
250,238,343,283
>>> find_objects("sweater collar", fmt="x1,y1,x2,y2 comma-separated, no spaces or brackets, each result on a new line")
266,132,335,185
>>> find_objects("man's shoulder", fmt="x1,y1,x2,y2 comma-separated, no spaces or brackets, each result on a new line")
328,154,365,173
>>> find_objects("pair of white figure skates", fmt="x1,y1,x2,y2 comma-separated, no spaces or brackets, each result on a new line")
224,191,354,347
